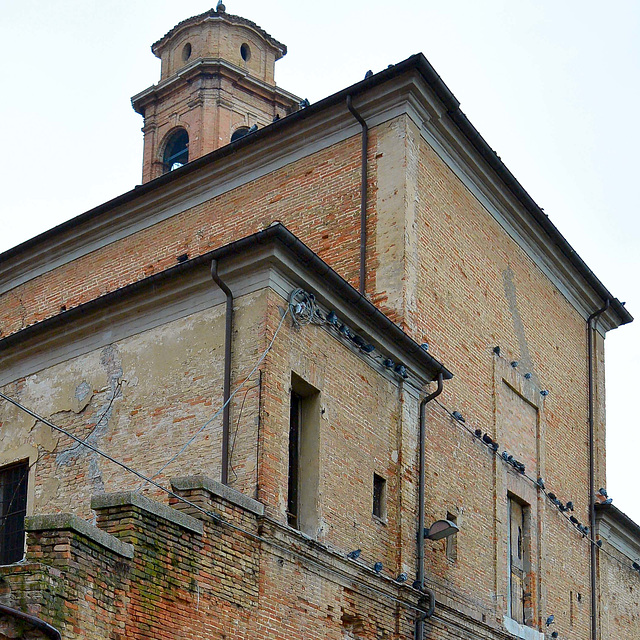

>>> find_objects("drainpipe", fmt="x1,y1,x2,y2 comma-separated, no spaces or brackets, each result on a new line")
587,299,609,640
346,95,368,295
0,604,61,640
211,259,234,485
416,372,444,640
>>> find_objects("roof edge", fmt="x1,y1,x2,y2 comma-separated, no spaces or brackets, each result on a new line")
0,224,453,382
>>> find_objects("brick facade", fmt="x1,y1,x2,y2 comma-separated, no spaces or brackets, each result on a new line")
0,7,636,640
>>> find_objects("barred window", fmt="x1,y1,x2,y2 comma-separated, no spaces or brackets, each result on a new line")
0,460,28,565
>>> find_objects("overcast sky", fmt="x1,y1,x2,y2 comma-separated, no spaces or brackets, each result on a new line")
1,1,639,521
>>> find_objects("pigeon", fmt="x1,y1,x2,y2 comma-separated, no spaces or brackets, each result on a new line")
536,477,545,489
524,373,532,379
602,497,613,505
540,390,549,397
216,0,226,11
598,488,608,498
565,501,574,511
395,572,408,583
299,98,311,109
493,346,501,356
546,615,555,626
632,561,640,571
452,411,465,423
364,70,373,79
511,361,519,368
548,493,557,501
373,562,383,573
570,516,580,525
551,633,558,639
248,124,258,133
412,580,423,590
347,549,361,560
474,429,482,438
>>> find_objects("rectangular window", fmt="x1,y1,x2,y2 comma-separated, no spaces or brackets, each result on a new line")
372,473,386,520
0,461,29,565
287,375,320,536
287,392,301,529
508,496,529,624
446,512,458,561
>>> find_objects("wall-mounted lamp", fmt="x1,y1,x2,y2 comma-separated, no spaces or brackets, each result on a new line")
424,519,459,541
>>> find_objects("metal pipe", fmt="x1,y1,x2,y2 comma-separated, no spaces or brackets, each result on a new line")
0,604,61,640
415,372,444,640
346,95,368,295
211,259,234,485
587,299,609,640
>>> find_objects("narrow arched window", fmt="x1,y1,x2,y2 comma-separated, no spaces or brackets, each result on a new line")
163,129,189,173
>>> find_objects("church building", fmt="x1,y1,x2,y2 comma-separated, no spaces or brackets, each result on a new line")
0,5,638,640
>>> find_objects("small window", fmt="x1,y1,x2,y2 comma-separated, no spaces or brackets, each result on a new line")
162,129,189,173
508,496,530,625
373,473,386,520
230,127,250,143
446,512,458,561
240,43,251,62
181,42,192,62
0,461,29,565
287,375,320,536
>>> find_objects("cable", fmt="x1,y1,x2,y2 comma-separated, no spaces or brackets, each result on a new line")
144,306,290,484
432,397,640,578
0,390,429,618
58,379,123,457
228,380,260,483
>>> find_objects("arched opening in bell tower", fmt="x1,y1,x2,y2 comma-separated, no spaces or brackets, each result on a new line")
162,128,189,173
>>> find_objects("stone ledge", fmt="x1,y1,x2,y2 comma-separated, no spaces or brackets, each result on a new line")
91,491,204,535
171,475,264,516
25,514,134,559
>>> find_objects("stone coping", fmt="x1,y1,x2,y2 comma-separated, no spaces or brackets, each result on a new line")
91,491,204,536
25,514,134,559
171,475,264,516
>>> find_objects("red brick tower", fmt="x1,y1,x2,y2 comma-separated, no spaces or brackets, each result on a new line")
132,4,300,183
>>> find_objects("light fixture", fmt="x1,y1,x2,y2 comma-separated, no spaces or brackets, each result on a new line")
424,519,459,541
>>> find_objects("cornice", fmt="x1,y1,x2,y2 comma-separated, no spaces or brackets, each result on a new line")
131,57,300,115
596,504,640,561
0,225,452,388
1,57,630,333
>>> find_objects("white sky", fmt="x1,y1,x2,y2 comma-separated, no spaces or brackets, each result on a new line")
1,1,639,520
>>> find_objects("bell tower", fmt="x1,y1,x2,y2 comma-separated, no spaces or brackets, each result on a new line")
132,4,300,183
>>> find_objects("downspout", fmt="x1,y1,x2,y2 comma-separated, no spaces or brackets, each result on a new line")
416,372,444,640
346,95,368,295
587,299,609,640
211,259,234,485
0,604,61,640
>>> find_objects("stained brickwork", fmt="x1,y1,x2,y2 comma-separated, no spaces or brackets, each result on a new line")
0,8,635,640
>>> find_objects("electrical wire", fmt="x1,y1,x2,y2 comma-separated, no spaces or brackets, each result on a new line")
58,379,123,457
432,396,640,578
144,306,290,484
228,380,260,483
0,390,429,618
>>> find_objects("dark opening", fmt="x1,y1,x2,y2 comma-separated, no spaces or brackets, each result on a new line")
373,473,386,519
230,127,250,143
182,42,192,62
163,129,189,173
287,392,301,528
240,43,251,62
0,460,28,565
